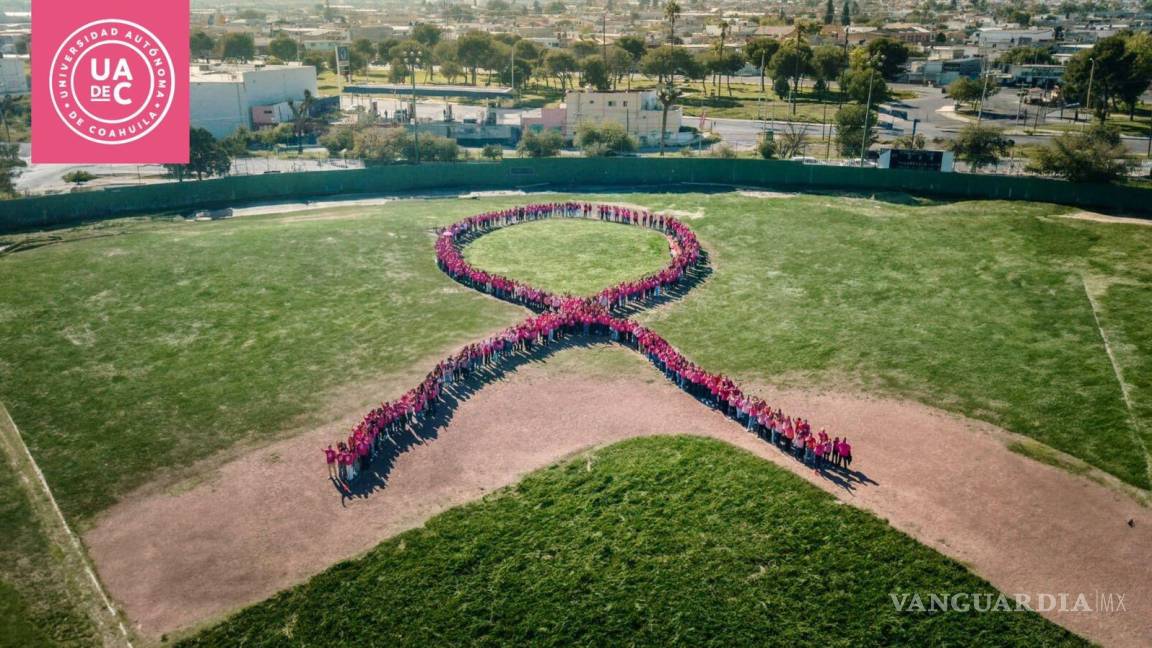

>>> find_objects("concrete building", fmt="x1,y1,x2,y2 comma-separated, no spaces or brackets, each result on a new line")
563,90,682,148
972,28,1056,49
0,57,27,95
191,64,319,138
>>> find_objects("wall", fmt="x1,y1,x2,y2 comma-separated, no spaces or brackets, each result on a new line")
3,158,1151,234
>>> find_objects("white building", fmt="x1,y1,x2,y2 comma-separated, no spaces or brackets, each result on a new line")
563,90,683,148
191,64,319,138
0,57,27,95
972,28,1056,49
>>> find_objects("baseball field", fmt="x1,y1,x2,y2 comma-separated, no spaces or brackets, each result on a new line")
1,190,1149,646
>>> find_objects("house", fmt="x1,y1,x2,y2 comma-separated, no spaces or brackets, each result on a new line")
191,64,319,138
563,90,683,147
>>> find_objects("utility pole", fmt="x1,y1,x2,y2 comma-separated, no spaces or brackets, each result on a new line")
602,13,608,63
404,48,422,164
860,55,881,168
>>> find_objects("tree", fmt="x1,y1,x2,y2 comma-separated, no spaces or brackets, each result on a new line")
811,45,848,95
641,45,696,156
412,23,443,48
575,122,638,156
517,130,564,157
1062,35,1152,122
482,144,504,160
841,0,851,24
545,50,580,90
581,56,611,91
0,143,24,198
865,37,911,79
949,124,1011,171
776,123,809,158
165,128,231,181
605,46,635,89
946,76,998,109
773,75,792,99
616,35,648,64
745,38,781,92
664,1,682,43
219,33,256,63
268,35,299,62
1028,125,1130,182
824,0,836,24
834,104,877,157
893,133,927,149
769,42,813,103
320,125,359,156
457,31,495,85
191,31,216,63
998,46,1055,65
63,170,96,185
841,65,888,103
301,52,328,74
757,134,777,159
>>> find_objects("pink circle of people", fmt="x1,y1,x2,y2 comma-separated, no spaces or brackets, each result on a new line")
324,202,852,487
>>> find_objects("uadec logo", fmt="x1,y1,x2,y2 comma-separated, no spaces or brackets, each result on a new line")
32,0,189,163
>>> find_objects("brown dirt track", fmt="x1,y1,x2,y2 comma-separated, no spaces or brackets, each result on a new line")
84,347,1152,647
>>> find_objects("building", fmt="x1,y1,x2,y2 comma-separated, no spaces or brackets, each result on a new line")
972,28,1056,49
563,90,682,148
191,64,319,138
0,57,27,95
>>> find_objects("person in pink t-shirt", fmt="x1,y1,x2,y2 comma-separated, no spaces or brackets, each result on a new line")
840,438,853,469
324,445,337,479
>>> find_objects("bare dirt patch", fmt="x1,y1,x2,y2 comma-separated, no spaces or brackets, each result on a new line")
1061,211,1152,227
85,348,1151,647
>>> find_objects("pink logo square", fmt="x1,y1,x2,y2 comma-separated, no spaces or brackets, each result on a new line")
32,0,189,163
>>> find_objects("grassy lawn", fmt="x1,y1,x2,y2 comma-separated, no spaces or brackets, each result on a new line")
467,194,1152,488
0,202,536,520
2,192,1150,529
179,436,1085,647
464,219,671,296
0,462,96,648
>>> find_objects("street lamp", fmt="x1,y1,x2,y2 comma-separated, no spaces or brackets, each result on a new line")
1083,56,1096,130
403,48,422,164
860,54,883,168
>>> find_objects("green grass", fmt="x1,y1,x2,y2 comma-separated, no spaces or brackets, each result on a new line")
2,192,1151,528
467,194,1152,488
0,203,527,520
0,461,97,647
464,219,671,296
179,436,1086,647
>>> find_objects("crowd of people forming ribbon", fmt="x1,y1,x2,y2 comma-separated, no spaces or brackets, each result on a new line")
323,202,854,487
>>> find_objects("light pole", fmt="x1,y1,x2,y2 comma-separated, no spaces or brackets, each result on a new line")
1084,56,1096,130
403,48,422,164
859,54,882,168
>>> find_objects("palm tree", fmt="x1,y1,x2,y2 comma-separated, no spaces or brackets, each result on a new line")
289,90,316,153
664,1,682,43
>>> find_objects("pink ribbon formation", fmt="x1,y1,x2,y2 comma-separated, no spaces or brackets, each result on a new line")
326,202,838,486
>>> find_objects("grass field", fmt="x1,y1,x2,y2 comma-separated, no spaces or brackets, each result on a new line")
463,219,671,296
178,436,1086,647
2,191,1150,647
473,193,1152,489
1,193,1150,533
0,461,96,648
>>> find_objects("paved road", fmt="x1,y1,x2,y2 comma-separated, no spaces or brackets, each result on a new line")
14,157,365,195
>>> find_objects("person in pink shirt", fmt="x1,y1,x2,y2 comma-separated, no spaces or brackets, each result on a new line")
324,445,337,480
840,438,853,469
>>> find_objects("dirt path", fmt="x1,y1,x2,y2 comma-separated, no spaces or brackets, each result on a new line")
85,348,1151,647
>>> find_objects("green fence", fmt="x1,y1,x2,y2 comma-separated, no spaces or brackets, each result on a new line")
3,159,1150,233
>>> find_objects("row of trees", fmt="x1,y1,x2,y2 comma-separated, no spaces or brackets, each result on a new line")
192,20,913,102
